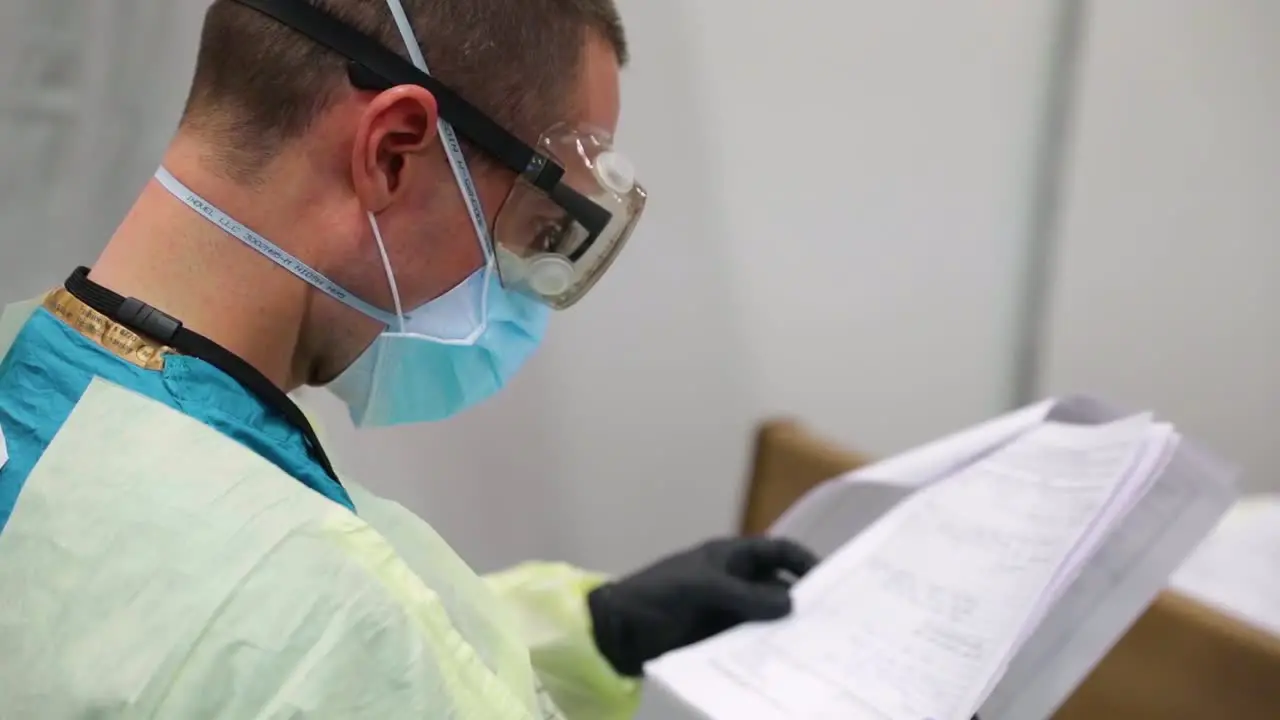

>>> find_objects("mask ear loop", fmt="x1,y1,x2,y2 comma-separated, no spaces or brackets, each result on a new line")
368,212,407,333
384,0,494,338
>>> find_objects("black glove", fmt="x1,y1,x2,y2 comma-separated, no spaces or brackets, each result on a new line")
587,536,819,677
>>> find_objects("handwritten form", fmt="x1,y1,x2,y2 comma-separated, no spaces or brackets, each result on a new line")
647,417,1163,720
976,420,1242,719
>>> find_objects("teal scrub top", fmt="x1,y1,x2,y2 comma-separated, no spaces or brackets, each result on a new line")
0,306,353,532
0,294,640,719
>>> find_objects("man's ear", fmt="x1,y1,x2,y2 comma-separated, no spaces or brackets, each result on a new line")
351,85,440,212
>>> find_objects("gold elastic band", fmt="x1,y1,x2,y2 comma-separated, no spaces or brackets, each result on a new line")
43,287,170,371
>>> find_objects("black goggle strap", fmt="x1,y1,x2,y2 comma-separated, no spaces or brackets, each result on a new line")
548,183,611,262
231,0,615,264
230,0,563,192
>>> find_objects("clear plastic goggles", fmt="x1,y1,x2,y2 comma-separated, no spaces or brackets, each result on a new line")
492,124,647,309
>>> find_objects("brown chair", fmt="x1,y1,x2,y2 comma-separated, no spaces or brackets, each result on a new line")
738,419,873,536
738,418,1280,719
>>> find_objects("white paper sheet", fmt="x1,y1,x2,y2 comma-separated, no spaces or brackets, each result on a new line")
768,400,1057,558
979,434,1237,719
649,417,1156,720
1013,419,1173,648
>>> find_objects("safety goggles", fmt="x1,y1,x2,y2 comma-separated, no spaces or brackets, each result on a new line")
231,0,647,310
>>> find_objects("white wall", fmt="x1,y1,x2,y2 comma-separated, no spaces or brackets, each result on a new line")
0,0,204,295
1041,1,1280,493
681,0,1063,456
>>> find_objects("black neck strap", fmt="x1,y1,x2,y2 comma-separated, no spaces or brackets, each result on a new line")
63,267,341,485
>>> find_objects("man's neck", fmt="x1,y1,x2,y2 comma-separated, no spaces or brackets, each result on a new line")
89,142,322,392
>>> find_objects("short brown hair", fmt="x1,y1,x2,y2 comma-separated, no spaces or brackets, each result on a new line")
181,0,627,180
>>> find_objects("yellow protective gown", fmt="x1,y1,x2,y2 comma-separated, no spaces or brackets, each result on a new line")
0,299,639,719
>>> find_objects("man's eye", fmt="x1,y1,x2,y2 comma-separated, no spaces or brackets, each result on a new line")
532,221,565,252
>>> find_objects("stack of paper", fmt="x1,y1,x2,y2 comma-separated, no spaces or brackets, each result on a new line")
639,397,1238,720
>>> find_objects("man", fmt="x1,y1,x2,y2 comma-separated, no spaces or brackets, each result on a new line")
0,0,817,717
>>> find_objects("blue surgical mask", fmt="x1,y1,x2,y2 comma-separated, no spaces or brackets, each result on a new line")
150,1,550,427
326,266,549,426
151,164,549,427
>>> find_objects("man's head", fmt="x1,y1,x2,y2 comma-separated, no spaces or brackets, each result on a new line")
178,0,628,382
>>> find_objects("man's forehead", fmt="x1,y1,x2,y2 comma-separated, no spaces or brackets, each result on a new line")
572,31,622,137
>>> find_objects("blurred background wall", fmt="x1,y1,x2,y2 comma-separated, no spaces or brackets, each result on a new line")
0,0,1275,574
1039,1,1280,500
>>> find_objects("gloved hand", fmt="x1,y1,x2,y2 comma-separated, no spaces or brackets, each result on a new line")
587,536,819,677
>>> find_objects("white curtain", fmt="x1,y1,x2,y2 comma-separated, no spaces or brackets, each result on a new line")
0,1,207,298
